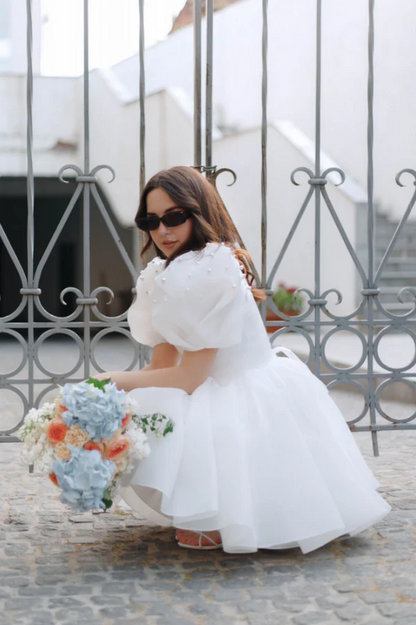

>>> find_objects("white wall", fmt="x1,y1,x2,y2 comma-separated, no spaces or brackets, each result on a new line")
111,0,416,222
89,71,194,227
214,125,360,316
1,0,42,74
0,75,81,176
88,67,360,314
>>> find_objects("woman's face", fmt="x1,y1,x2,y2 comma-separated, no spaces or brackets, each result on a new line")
146,188,193,258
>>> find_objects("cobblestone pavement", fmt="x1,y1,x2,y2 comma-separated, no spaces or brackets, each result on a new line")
1,393,416,625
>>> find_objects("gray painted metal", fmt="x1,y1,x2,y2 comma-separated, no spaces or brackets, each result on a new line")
261,0,268,290
139,0,145,194
263,0,415,456
0,0,141,443
205,0,214,178
193,0,202,168
1,0,415,455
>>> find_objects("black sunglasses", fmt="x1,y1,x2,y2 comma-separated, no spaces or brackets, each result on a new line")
136,210,192,232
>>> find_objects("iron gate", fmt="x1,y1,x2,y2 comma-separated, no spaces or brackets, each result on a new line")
0,0,415,456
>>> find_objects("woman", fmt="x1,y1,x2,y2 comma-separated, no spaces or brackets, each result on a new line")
99,166,390,553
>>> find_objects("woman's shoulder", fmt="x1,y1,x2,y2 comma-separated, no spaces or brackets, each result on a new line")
154,242,246,299
172,242,240,270
169,242,241,281
135,256,166,288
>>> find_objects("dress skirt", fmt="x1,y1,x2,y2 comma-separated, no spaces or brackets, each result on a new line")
120,348,390,554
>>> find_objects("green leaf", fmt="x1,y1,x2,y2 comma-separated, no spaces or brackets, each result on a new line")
102,497,113,509
163,420,174,437
87,377,111,390
102,488,113,510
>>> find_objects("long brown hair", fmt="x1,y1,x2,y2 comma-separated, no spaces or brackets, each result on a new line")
135,166,266,302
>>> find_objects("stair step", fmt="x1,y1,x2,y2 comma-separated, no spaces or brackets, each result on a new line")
382,264,416,273
378,286,416,295
387,257,416,264
376,302,415,311
378,272,416,280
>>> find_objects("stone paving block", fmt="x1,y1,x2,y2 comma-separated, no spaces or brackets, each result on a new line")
35,575,68,586
237,600,272,615
359,589,399,604
219,577,259,590
248,617,291,625
187,601,222,616
54,606,95,622
0,577,29,587
48,597,86,609
102,581,138,595
335,601,376,621
248,587,286,601
204,618,249,625
67,536,100,544
156,619,197,625
271,601,311,614
2,425,416,625
292,612,335,625
315,594,354,609
90,594,127,606
18,586,58,597
11,611,55,625
58,585,94,596
377,603,416,618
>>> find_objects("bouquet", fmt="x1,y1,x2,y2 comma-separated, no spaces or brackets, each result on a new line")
18,378,174,512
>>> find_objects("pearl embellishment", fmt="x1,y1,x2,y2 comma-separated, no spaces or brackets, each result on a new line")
208,269,212,273
162,277,166,282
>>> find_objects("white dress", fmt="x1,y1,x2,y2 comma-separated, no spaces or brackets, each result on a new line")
121,242,390,554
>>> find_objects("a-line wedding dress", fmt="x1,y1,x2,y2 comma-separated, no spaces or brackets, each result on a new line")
120,241,390,553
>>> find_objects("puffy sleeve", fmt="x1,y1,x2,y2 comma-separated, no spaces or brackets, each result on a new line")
150,243,249,351
127,258,167,348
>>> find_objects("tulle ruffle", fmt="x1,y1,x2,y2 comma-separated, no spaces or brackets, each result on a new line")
121,350,390,554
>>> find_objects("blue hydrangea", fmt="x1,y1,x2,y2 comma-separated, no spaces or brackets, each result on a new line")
61,382,126,441
54,446,115,511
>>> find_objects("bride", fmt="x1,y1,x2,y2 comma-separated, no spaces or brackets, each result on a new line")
95,165,390,553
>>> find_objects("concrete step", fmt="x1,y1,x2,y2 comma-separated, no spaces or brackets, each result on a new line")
381,258,416,272
379,271,416,281
379,302,415,311
378,286,416,295
376,242,416,254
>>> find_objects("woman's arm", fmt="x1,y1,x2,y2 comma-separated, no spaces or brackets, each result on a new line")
141,343,180,372
96,347,218,395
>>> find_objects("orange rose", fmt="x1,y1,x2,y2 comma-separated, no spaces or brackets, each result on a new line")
49,473,59,487
83,441,104,455
106,436,131,460
54,400,67,416
47,417,68,444
121,414,132,430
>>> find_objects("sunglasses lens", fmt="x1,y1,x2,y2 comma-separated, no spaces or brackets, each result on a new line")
137,216,159,231
163,211,189,227
137,211,190,232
